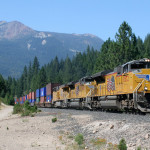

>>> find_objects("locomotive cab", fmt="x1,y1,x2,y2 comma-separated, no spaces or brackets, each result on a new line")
124,58,150,72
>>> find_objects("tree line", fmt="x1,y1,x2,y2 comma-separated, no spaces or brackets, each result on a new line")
0,21,150,105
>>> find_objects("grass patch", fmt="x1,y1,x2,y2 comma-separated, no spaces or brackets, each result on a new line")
118,138,127,150
68,135,74,139
108,142,119,150
91,138,107,146
90,138,119,150
52,117,57,123
137,146,142,150
75,133,84,145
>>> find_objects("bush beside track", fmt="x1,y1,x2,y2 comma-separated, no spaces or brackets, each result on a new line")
13,101,38,116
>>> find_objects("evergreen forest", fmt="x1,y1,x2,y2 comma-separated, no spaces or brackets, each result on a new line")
1,21,150,105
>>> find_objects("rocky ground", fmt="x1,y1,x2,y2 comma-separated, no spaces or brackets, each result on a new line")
40,108,150,150
1,105,150,150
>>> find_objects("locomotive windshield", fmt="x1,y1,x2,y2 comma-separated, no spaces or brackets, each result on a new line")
131,62,150,70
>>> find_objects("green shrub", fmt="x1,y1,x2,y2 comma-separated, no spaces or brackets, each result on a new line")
137,146,141,150
30,105,37,113
75,133,84,145
37,109,41,112
13,101,38,116
21,110,30,116
13,104,23,114
31,114,35,117
118,138,127,150
52,117,57,123
24,101,30,110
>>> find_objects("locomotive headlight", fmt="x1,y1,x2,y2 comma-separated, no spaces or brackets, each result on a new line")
144,87,148,91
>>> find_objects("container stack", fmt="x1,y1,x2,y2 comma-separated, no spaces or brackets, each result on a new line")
25,95,27,101
46,83,60,103
27,94,29,102
14,98,17,104
40,87,46,106
16,98,19,104
46,84,52,103
29,92,32,103
20,97,22,104
32,92,36,103
21,97,24,104
36,89,40,103
23,96,25,103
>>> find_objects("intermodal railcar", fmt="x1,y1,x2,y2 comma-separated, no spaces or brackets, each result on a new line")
15,58,150,113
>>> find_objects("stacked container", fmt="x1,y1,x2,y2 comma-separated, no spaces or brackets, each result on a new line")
23,96,25,103
27,94,29,102
16,98,19,104
46,83,60,103
14,98,17,104
36,89,40,103
21,97,24,104
29,92,32,103
40,87,46,104
32,92,36,103
25,95,27,101
20,97,22,104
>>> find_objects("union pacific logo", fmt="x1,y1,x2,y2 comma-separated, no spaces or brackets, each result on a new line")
136,74,150,81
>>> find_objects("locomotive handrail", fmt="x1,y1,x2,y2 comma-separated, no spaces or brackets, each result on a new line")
133,79,145,108
86,86,95,98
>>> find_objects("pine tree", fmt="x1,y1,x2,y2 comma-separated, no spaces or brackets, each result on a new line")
23,65,28,93
63,56,72,83
0,74,6,97
27,62,32,91
144,34,150,58
32,56,40,75
38,66,47,88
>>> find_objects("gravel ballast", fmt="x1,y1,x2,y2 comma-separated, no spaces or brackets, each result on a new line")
40,108,150,149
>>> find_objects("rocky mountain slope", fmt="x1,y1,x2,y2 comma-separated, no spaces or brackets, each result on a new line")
0,21,103,78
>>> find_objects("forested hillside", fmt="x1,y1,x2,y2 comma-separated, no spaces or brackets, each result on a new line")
1,21,150,104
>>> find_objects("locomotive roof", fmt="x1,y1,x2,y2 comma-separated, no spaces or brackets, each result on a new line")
91,70,113,79
67,81,77,86
122,58,149,67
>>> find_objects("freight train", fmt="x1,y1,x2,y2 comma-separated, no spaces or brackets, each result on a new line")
15,58,150,113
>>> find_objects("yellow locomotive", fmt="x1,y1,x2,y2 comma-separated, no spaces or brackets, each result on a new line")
53,58,150,112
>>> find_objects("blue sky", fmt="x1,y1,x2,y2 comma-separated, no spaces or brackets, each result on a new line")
0,0,150,41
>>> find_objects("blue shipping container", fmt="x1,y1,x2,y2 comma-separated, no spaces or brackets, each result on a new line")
36,89,40,98
40,87,46,97
46,95,52,102
32,99,36,103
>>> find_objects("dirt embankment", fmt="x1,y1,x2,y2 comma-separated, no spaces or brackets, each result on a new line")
0,103,13,120
0,104,65,150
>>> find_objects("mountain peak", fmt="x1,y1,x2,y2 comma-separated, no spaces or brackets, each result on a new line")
0,21,35,40
0,21,7,25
